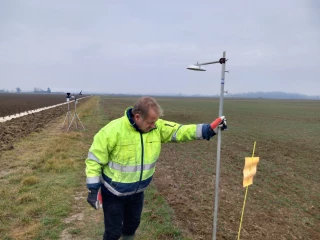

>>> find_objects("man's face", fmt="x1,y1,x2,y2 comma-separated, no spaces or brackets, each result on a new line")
134,108,159,133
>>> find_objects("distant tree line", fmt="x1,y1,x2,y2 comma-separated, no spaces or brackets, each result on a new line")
1,87,52,93
0,87,53,93
33,87,51,93
227,91,320,100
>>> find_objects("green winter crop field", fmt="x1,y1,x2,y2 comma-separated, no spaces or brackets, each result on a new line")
153,97,320,239
0,96,319,240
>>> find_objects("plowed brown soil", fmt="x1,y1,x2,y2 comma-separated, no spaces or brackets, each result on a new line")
0,101,87,152
0,93,70,117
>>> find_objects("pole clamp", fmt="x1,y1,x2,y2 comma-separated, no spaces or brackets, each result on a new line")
219,58,226,64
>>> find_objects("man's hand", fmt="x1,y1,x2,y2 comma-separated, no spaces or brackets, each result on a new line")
87,188,100,210
210,116,227,133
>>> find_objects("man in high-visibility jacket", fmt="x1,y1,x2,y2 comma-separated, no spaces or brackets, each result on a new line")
86,96,227,240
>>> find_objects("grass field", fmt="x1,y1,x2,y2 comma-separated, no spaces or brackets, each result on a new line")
0,96,319,239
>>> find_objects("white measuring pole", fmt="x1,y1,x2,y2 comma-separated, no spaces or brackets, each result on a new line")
212,51,226,240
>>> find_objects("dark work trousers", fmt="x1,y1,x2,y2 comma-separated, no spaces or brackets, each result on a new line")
101,190,144,240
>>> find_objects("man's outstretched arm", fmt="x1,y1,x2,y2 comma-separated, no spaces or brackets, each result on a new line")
158,116,227,143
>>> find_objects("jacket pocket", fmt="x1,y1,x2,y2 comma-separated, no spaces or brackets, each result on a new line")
113,140,138,165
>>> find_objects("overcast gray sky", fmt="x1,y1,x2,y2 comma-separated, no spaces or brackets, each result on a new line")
1,0,319,95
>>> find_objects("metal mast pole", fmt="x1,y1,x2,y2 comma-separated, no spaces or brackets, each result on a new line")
67,101,70,127
74,98,78,129
213,51,226,240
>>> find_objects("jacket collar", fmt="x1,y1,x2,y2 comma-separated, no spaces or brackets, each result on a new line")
126,107,143,133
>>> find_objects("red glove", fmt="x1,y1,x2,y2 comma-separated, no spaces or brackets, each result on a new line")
210,116,227,133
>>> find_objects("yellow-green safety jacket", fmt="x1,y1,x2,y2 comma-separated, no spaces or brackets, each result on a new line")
85,107,214,196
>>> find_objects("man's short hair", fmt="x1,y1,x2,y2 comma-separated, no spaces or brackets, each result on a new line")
132,96,163,119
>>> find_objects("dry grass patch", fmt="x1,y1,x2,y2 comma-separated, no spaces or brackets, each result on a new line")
9,222,41,240
17,192,38,204
21,176,39,186
24,204,43,218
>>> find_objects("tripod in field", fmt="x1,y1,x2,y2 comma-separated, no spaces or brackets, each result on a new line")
62,93,73,129
67,95,85,131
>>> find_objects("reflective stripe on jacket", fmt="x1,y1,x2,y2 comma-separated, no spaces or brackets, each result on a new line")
85,107,206,196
